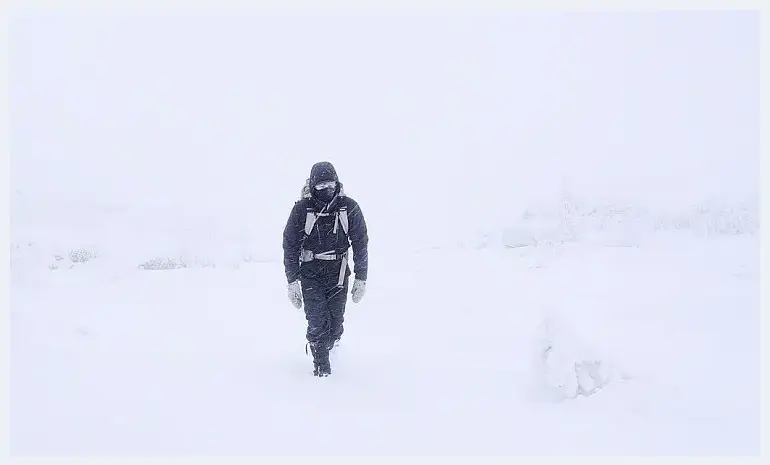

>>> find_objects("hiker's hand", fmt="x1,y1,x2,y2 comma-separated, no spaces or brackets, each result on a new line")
351,279,366,303
287,280,302,309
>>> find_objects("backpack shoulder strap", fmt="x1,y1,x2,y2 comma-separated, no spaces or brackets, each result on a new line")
301,199,350,239
303,205,333,237
331,203,349,237
337,206,349,236
304,209,317,236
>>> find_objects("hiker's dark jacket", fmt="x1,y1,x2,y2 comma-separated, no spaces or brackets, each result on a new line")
282,171,369,285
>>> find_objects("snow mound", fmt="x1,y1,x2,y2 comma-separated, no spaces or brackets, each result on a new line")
533,310,631,401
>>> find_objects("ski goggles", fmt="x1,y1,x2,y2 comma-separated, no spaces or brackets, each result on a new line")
314,180,337,190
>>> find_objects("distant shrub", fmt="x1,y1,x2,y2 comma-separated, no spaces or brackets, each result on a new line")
138,257,187,270
501,195,758,248
69,248,96,263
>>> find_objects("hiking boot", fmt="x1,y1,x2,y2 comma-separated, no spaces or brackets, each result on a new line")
314,361,331,377
307,341,331,377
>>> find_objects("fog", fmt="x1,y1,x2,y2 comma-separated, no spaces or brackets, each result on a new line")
10,10,758,252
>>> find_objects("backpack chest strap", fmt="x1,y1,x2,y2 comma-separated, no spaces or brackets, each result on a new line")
304,208,349,237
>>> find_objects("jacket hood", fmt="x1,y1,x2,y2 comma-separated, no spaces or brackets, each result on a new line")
301,162,345,204
309,161,339,188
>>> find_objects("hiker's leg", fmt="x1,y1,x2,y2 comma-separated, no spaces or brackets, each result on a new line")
326,276,349,348
301,279,331,371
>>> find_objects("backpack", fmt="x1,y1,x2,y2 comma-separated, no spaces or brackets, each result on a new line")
300,178,349,239
298,178,351,288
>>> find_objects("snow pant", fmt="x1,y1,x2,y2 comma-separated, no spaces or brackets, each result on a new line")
301,273,349,364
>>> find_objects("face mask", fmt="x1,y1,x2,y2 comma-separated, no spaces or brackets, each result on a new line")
317,188,336,202
314,182,336,202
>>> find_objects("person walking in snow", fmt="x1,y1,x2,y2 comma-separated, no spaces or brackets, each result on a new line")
282,161,369,377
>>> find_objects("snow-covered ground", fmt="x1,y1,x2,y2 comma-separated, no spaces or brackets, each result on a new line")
9,9,760,457
10,194,760,455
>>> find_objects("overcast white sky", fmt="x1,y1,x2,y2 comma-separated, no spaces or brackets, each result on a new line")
9,9,759,248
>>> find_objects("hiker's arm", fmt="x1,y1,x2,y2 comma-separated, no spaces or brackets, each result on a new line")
347,199,369,282
282,202,304,283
